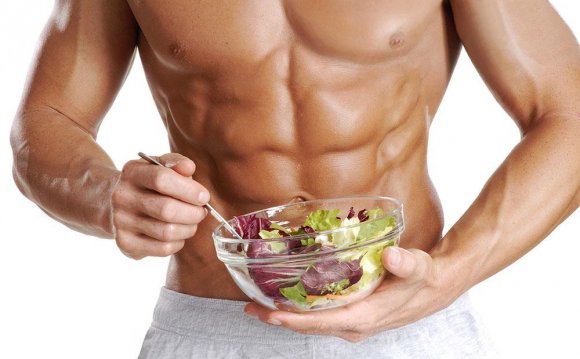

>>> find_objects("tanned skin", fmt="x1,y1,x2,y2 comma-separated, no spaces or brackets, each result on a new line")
11,0,579,342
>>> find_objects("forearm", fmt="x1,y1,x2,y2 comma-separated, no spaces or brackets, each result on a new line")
11,107,120,238
431,113,579,295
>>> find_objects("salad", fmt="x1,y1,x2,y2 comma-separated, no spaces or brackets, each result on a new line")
232,206,398,310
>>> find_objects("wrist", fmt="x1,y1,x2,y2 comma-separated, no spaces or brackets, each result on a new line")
429,235,476,304
79,162,121,238
103,169,122,238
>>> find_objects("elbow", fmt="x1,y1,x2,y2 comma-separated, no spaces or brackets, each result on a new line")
10,116,34,202
518,107,580,137
11,164,28,201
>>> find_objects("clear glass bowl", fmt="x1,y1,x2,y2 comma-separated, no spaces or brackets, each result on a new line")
212,196,404,312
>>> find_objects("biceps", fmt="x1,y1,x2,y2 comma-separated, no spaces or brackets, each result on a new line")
450,0,580,129
20,0,138,136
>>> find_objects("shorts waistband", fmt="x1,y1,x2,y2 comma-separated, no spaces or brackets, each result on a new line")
150,287,474,345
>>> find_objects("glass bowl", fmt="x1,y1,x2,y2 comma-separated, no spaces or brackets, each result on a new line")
212,196,404,312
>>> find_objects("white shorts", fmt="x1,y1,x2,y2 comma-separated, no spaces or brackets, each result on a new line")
139,287,499,359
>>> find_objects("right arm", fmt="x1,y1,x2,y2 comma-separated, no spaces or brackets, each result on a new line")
10,0,208,258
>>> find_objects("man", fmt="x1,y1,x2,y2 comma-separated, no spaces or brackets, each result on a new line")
10,0,579,358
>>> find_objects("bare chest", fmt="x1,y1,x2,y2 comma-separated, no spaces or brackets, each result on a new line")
128,0,451,73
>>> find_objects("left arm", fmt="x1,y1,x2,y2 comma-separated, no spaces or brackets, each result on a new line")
430,0,580,298
246,0,579,341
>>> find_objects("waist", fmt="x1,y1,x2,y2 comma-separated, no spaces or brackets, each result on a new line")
149,286,476,345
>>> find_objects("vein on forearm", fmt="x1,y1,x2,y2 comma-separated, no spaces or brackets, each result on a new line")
433,113,579,291
11,107,119,238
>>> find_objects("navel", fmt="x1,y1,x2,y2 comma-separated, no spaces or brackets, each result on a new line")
288,196,307,204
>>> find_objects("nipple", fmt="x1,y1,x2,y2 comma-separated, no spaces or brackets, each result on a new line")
169,42,185,59
389,31,406,49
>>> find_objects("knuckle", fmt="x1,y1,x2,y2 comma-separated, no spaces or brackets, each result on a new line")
152,171,171,191
158,243,173,257
115,233,132,252
127,252,144,260
116,238,143,260
120,161,136,179
111,209,122,228
192,206,207,223
189,224,198,237
120,163,130,177
158,241,181,257
128,253,145,261
160,223,176,241
114,208,129,222
115,228,154,260
178,224,198,239
111,186,127,207
158,201,177,221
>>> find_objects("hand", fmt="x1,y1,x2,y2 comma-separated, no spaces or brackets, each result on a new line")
245,247,454,342
111,153,209,259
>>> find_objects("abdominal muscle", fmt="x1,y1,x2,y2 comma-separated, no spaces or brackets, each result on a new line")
133,3,457,300
159,73,446,300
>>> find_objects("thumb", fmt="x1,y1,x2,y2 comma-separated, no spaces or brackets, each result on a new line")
382,247,432,282
157,153,196,177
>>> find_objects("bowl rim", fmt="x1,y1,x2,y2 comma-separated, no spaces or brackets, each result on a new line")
212,195,404,264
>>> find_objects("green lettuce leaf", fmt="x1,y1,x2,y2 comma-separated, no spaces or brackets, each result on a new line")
357,214,396,243
332,217,361,248
257,229,287,253
322,278,351,294
258,229,283,239
269,222,291,233
304,209,342,231
300,237,315,246
279,281,308,306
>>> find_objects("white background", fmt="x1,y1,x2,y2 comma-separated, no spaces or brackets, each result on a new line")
1,2,578,358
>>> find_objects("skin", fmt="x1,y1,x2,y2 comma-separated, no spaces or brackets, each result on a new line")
11,0,579,343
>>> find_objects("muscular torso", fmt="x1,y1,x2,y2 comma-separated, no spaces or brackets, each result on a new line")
126,0,462,300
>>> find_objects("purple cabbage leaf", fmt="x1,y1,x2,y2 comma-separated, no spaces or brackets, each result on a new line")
300,259,363,295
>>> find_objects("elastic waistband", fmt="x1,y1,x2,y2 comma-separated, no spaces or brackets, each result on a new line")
151,287,473,345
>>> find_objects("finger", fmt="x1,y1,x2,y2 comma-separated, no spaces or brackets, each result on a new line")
140,195,207,225
115,230,185,259
382,247,431,282
114,185,208,225
156,153,196,177
115,210,198,242
244,302,360,336
126,161,210,206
